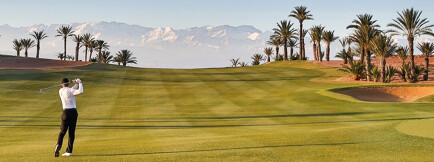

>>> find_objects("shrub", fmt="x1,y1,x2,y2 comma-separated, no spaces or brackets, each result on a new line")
369,66,380,82
338,60,366,80
385,65,397,83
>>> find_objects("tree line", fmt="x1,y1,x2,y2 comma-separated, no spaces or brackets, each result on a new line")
11,25,137,66
230,6,433,83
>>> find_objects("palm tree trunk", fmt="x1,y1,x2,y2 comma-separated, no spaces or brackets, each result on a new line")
98,47,102,63
313,43,317,61
84,46,88,62
283,38,288,61
299,22,303,60
36,40,40,58
89,49,93,62
360,47,365,63
75,42,79,61
326,43,330,61
275,46,279,61
381,58,386,83
317,41,322,62
365,47,371,81
63,38,67,61
302,42,306,60
16,51,19,57
267,56,270,63
424,57,429,80
25,49,28,57
123,62,126,66
408,36,416,81
290,47,293,60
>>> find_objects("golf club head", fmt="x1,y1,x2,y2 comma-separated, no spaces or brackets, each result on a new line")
39,89,43,94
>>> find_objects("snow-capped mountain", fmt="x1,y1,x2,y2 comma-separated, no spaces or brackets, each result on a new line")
0,22,274,68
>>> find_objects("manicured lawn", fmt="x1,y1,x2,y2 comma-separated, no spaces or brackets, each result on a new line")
0,62,433,161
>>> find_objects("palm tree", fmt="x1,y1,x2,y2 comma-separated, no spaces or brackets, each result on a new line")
55,25,74,60
267,35,282,61
30,30,48,58
116,49,137,66
251,54,265,65
57,53,65,60
289,6,313,61
300,29,309,60
238,62,249,67
72,34,83,61
12,39,23,57
396,46,408,65
20,39,35,58
347,14,380,63
81,33,94,62
322,30,339,61
369,34,397,83
95,40,110,63
112,55,122,65
309,29,318,61
97,51,113,64
287,39,298,60
273,20,297,61
88,40,97,62
347,14,380,81
229,58,240,67
417,42,434,80
310,25,325,61
335,49,349,64
264,47,274,62
388,8,434,81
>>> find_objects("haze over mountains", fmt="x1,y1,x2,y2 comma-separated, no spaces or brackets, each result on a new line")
0,21,431,68
0,21,275,68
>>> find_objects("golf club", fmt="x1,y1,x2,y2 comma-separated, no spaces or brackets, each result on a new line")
39,79,81,94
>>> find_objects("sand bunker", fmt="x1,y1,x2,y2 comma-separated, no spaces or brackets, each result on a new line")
336,86,434,102
0,57,90,69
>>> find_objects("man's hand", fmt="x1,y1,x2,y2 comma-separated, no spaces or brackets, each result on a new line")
75,78,82,83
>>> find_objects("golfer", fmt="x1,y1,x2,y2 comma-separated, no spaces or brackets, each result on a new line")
54,78,83,157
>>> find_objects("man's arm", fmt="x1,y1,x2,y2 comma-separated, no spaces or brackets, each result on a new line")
72,79,83,96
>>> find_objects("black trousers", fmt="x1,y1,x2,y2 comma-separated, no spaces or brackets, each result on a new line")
57,109,78,153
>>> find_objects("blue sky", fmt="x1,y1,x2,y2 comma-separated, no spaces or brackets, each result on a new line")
0,0,433,38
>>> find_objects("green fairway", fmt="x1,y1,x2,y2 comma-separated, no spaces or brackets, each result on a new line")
0,62,433,161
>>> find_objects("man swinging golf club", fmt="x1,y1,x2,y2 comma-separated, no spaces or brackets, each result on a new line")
54,78,83,157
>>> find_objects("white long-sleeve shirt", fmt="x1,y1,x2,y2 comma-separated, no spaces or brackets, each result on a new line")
59,83,83,109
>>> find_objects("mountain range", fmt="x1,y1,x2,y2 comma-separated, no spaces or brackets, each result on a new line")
0,21,431,68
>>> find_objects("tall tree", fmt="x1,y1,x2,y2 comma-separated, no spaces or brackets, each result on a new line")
12,39,23,57
30,30,48,58
388,8,434,81
310,25,325,61
88,40,97,62
81,33,94,62
264,47,274,62
322,30,339,61
309,30,318,61
267,35,282,61
417,42,434,80
116,49,137,66
289,6,313,61
347,14,380,81
273,20,297,61
72,34,83,61
300,29,309,60
369,34,397,83
95,40,110,63
55,25,74,60
20,39,35,58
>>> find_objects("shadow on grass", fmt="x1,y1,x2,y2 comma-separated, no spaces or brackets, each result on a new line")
75,141,367,157
0,116,433,129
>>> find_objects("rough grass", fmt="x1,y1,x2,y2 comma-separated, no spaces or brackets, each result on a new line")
0,62,433,161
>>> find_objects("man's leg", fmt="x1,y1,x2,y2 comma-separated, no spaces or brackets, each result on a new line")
55,111,68,157
65,109,78,153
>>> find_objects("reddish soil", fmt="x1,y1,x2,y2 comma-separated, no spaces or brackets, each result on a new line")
0,57,90,69
314,56,434,68
336,86,434,102
314,56,434,83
